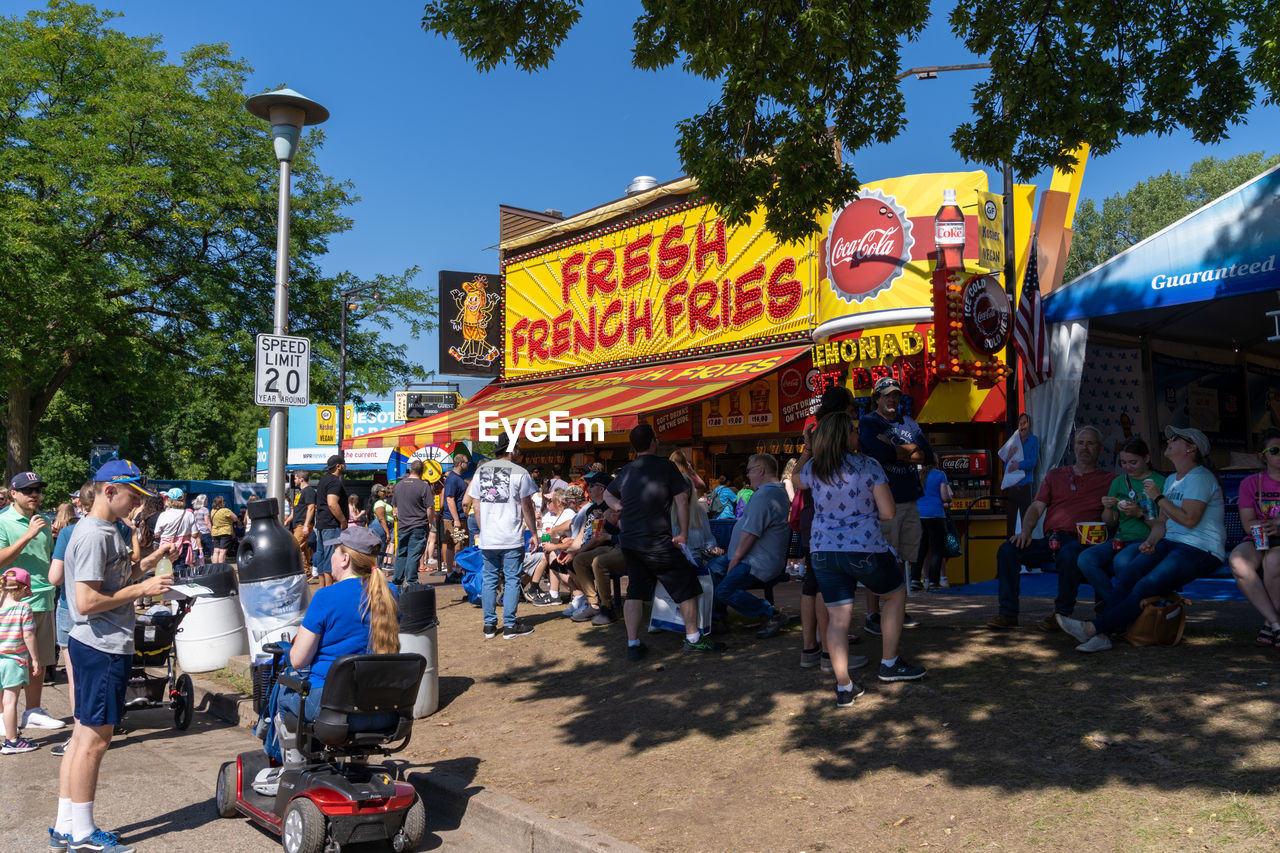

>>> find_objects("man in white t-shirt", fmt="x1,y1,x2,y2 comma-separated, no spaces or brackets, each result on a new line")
465,433,538,640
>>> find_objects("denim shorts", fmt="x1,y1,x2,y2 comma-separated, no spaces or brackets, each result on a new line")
811,550,903,606
56,597,72,647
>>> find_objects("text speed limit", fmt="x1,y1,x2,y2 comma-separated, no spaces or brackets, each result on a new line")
255,333,311,407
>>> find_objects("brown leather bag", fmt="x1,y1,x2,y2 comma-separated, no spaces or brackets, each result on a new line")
1125,595,1190,646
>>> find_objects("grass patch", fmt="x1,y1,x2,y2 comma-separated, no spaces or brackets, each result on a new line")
209,666,251,696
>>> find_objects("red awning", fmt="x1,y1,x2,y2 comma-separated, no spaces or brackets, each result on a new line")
344,346,807,450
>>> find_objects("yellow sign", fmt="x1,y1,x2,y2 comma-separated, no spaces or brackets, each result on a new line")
503,201,815,379
316,406,337,445
702,373,780,437
976,190,1004,274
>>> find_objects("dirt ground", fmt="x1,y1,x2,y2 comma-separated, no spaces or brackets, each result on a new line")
397,577,1279,852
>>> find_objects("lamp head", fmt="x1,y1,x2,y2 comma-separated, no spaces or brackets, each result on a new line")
244,88,329,162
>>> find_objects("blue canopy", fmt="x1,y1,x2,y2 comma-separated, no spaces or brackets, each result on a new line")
1046,164,1280,324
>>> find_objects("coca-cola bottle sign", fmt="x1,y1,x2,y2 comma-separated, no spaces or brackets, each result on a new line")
825,189,914,304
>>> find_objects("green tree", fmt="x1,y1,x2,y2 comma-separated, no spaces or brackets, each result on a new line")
422,0,1280,242
1064,151,1280,283
0,1,433,481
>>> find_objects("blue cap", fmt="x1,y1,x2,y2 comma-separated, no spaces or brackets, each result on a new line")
94,460,159,498
165,487,185,500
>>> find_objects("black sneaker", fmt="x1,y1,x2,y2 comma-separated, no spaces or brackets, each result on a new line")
532,590,560,607
682,636,727,654
483,623,498,639
755,608,788,639
878,659,927,682
903,611,920,628
502,620,534,640
627,642,648,662
834,680,865,707
521,585,540,604
50,737,70,757
864,613,882,636
909,580,924,592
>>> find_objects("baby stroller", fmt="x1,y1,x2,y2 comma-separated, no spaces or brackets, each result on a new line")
216,643,428,853
124,604,196,730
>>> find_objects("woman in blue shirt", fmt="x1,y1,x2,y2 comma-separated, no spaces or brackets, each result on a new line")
910,450,953,591
1003,413,1040,536
1058,425,1225,652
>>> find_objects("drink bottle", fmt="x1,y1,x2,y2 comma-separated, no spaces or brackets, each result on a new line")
934,188,966,271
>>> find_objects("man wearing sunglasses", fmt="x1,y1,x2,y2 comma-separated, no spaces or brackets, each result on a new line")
0,471,62,730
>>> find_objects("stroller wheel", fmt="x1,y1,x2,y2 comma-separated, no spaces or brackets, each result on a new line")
173,673,194,730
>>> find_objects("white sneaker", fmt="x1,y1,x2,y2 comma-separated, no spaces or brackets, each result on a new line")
1055,613,1091,643
21,708,66,729
1076,634,1113,653
252,767,282,796
938,577,950,589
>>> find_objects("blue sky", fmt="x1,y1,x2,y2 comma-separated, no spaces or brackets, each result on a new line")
11,1,1276,398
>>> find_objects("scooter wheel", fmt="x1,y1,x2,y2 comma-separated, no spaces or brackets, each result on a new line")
215,761,238,818
174,673,194,730
282,797,326,853
394,795,425,852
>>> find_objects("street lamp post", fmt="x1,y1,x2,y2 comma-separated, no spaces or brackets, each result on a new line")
895,64,1018,434
245,88,329,517
336,284,380,453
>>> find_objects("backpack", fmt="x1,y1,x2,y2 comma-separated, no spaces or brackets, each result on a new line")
1125,595,1189,646
709,487,725,517
455,546,483,605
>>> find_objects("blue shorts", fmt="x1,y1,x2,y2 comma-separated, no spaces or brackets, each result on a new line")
313,528,343,575
69,637,130,727
811,550,903,606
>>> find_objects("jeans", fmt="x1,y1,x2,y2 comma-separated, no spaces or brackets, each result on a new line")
1093,540,1221,634
394,525,429,586
482,546,525,628
708,554,778,619
996,538,1088,617
1077,542,1145,609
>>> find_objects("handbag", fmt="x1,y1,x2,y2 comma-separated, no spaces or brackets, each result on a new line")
1125,594,1190,646
942,512,963,558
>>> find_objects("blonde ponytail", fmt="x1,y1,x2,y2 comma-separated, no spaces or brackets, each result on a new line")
341,544,400,653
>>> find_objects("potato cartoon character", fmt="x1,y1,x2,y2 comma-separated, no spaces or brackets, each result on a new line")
448,275,499,366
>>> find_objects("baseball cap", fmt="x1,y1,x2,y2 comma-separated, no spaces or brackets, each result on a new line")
1164,424,1211,457
584,472,613,488
165,487,185,500
2,567,31,589
94,460,160,498
338,526,382,556
326,454,345,470
563,485,586,502
872,377,903,396
9,472,46,491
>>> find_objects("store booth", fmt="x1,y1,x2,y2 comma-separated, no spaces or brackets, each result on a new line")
347,167,1086,582
1035,163,1280,536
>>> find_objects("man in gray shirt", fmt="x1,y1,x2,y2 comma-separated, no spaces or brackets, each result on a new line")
50,461,173,853
391,459,434,587
708,453,792,639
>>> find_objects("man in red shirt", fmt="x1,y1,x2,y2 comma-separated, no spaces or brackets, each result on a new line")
988,427,1114,631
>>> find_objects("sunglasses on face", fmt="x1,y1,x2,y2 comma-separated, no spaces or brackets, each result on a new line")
17,486,44,496
1262,446,1280,457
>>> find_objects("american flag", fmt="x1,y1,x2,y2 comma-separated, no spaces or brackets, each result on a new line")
1014,236,1051,387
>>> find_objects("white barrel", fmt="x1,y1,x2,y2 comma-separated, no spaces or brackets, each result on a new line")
176,594,248,673
398,625,439,718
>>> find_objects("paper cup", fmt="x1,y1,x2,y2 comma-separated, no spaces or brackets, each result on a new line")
1251,524,1270,551
1077,522,1107,545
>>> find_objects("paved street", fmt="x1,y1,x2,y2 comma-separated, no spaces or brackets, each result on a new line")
0,678,485,852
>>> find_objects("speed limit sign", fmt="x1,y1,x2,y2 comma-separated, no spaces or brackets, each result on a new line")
255,333,311,407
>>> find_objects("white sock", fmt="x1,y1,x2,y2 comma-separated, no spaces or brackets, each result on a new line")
71,801,95,842
686,631,701,643
55,798,72,836
628,639,641,648
881,656,898,668
836,682,854,693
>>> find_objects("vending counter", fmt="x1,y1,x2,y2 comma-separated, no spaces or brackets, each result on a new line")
945,496,1007,585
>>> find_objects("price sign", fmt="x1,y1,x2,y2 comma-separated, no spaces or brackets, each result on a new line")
255,333,311,407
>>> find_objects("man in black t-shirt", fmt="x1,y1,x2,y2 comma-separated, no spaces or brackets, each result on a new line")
605,424,724,661
287,470,317,573
392,459,433,587
313,455,348,587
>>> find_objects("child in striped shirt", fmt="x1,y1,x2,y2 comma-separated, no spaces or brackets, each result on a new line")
1,567,41,753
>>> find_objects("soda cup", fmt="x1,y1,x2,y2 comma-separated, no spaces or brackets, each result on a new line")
1251,524,1270,551
1111,537,1126,552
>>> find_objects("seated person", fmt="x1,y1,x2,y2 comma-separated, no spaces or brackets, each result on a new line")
520,488,575,606
568,474,624,624
1058,425,1226,652
988,426,1114,631
707,454,792,639
256,526,399,789
1078,438,1165,610
1228,428,1280,646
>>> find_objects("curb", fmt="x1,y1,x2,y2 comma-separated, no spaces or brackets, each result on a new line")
187,671,646,853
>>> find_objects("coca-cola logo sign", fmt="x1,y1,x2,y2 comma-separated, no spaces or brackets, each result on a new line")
825,189,914,304
780,367,804,397
961,275,1011,354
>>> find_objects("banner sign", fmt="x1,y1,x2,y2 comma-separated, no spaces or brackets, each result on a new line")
439,270,502,376
654,406,693,441
702,374,780,437
976,190,1005,274
502,199,814,380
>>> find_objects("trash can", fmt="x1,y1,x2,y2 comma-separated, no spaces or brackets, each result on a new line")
236,499,306,662
174,562,247,673
397,584,439,717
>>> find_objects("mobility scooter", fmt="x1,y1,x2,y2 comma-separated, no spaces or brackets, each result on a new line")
215,645,428,853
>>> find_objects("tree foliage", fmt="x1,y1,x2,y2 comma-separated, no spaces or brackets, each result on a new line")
0,1,434,486
1063,151,1280,283
422,0,1280,242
